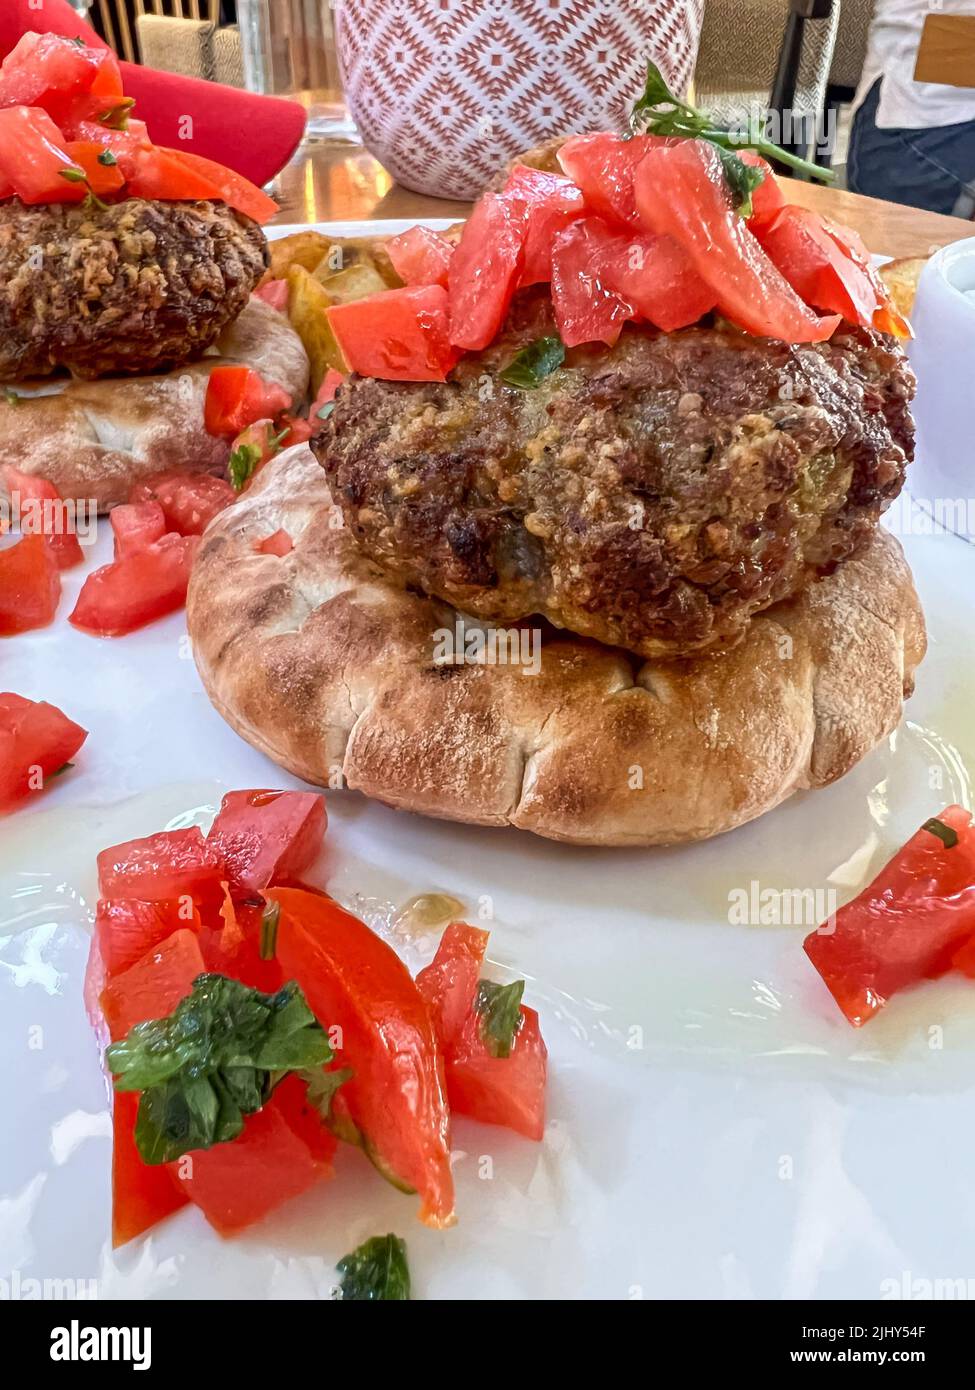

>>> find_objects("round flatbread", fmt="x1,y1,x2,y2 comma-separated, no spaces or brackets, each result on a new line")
0,299,308,513
188,444,927,847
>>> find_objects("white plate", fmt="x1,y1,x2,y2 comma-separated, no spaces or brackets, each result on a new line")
1,223,973,1303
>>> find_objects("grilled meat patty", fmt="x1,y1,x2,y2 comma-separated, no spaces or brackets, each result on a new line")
0,197,267,380
313,293,914,658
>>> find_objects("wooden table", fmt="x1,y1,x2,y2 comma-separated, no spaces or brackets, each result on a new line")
270,136,974,261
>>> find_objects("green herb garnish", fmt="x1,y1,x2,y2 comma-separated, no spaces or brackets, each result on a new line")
228,441,262,491
107,974,332,1164
300,1065,353,1122
475,978,525,1059
629,60,835,212
337,1234,410,1301
923,816,959,850
500,335,565,389
259,899,280,959
97,97,135,131
97,150,118,168
59,168,87,184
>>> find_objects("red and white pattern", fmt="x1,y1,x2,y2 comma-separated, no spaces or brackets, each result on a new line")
335,0,705,199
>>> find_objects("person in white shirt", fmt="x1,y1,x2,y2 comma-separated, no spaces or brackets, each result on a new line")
847,0,975,215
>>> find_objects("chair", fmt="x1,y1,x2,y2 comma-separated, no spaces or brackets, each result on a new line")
91,2,221,66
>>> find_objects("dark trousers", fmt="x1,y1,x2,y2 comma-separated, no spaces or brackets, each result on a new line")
848,78,975,217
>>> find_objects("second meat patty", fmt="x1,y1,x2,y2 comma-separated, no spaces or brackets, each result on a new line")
313,303,914,659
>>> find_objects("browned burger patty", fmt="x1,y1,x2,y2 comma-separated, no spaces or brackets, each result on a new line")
313,293,914,658
0,197,267,381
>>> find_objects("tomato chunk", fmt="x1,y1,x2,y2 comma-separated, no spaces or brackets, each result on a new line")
97,826,226,908
112,1090,188,1248
0,534,61,635
255,528,293,557
206,790,327,898
448,1004,547,1141
416,923,489,1047
0,33,122,132
501,165,586,287
2,466,83,569
328,284,461,383
254,278,288,311
204,366,292,438
199,900,285,995
162,148,278,225
739,151,785,225
96,897,200,978
447,192,528,350
633,141,841,343
0,693,87,811
550,218,634,348
753,204,880,326
385,224,455,288
110,501,167,558
129,473,235,536
69,533,199,636
804,806,975,1026
557,131,673,228
100,927,206,1042
169,1092,329,1236
64,140,126,197
274,887,455,1228
0,106,86,204
123,145,224,203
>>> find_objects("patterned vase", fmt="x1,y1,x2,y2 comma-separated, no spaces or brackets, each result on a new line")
334,0,705,199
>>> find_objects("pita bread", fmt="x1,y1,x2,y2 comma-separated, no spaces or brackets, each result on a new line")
187,444,926,847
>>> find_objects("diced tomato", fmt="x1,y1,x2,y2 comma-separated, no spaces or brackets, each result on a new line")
0,33,123,132
804,806,975,1026
952,933,975,978
0,105,86,204
277,413,314,447
447,1004,547,1141
162,148,278,225
129,473,235,535
1,466,84,568
633,141,841,344
0,693,87,811
385,224,455,288
738,151,785,225
274,887,455,1228
254,278,288,311
97,826,226,909
206,789,327,899
329,284,461,383
447,193,527,350
753,204,881,326
271,1071,339,1164
123,145,224,203
110,501,167,558
69,532,199,636
0,534,61,635
557,131,672,228
199,901,285,995
310,367,345,420
255,528,294,557
204,366,292,438
551,213,714,341
550,218,634,348
824,220,911,338
69,117,151,173
64,140,126,196
502,164,586,285
96,897,200,978
100,927,206,1041
169,1092,329,1236
415,923,489,1048
112,1090,188,1248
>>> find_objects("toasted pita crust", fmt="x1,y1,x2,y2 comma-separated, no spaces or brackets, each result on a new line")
0,299,308,513
188,445,926,847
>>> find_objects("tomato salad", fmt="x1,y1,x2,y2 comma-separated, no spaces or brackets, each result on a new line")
85,789,548,1255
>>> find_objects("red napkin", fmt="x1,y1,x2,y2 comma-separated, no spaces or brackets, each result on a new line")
0,0,306,188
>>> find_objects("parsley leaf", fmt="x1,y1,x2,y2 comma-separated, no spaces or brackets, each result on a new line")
228,441,263,492
107,974,332,1164
500,336,565,389
337,1234,410,1301
475,978,525,1058
300,1065,354,1121
97,149,118,167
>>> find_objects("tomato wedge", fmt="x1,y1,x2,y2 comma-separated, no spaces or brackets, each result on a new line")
69,533,200,636
96,897,200,978
129,473,235,536
206,789,327,899
550,218,635,348
385,224,455,288
804,806,975,1026
556,131,673,228
2,465,84,569
274,887,455,1228
633,141,841,344
447,1004,547,1141
0,533,61,635
0,105,87,204
97,826,226,908
123,145,225,203
328,284,460,383
110,501,167,558
204,366,292,438
161,148,278,225
753,205,881,326
500,164,586,286
447,192,528,350
0,693,87,811
416,923,489,1047
63,139,126,197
